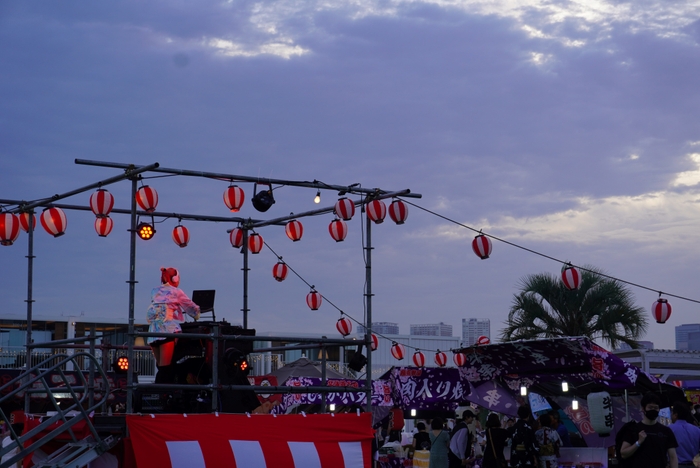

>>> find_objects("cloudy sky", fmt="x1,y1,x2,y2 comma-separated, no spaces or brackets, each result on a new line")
2,0,700,351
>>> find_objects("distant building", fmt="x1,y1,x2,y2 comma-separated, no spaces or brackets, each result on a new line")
410,322,452,337
462,318,490,346
615,341,654,352
358,322,399,335
676,324,700,350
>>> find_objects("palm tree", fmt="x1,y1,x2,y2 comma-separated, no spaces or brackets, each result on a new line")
500,266,648,349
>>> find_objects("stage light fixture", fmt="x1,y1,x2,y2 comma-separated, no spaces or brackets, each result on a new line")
113,355,129,374
348,344,367,372
251,183,275,212
137,222,156,240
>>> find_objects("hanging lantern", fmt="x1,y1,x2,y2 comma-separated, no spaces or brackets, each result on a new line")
388,200,409,225
0,213,20,246
334,198,355,221
652,298,672,324
172,225,190,248
371,333,379,351
366,200,386,224
391,342,405,360
135,186,159,213
472,234,492,260
476,335,490,346
272,262,288,282
336,317,353,337
453,352,467,367
285,220,303,242
329,219,348,242
40,207,67,237
587,391,614,436
94,217,114,237
306,289,322,310
248,233,263,254
412,351,425,367
561,264,581,290
89,189,114,218
229,227,244,248
19,212,36,233
223,185,245,212
434,351,447,367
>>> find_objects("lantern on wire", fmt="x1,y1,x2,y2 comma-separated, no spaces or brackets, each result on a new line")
19,212,36,233
40,207,68,237
336,317,353,337
229,227,244,248
248,233,263,254
391,342,405,360
412,351,426,367
0,213,20,246
334,198,355,221
223,185,245,212
434,350,447,367
476,335,490,346
172,224,190,248
90,189,114,218
366,200,387,224
561,263,581,290
135,186,158,213
306,289,322,310
285,220,303,242
472,234,492,260
651,297,672,324
370,333,379,351
94,217,114,237
453,352,467,367
272,261,288,282
388,199,408,225
329,219,348,242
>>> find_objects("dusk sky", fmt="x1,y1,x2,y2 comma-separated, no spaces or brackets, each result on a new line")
2,1,700,351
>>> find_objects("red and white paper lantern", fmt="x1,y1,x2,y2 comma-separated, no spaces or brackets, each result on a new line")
476,335,490,346
412,351,426,367
388,200,408,225
272,262,288,282
334,198,355,221
94,217,114,237
223,185,245,212
328,219,348,242
248,233,264,254
371,333,379,351
336,317,353,337
90,189,114,218
472,234,492,260
561,264,581,290
453,352,467,367
19,213,36,233
434,351,448,367
366,200,386,224
40,207,67,237
0,213,20,246
285,220,303,242
229,228,244,248
391,342,405,360
135,186,158,213
172,225,190,248
652,298,672,324
306,290,322,310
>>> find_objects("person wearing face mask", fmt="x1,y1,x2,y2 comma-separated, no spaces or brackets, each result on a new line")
620,392,678,468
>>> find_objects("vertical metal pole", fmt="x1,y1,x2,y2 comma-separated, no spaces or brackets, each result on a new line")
242,229,249,329
321,345,327,414
89,324,96,410
364,213,373,414
126,178,138,413
211,324,219,412
24,210,35,415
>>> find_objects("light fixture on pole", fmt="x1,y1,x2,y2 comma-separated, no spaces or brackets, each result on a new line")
314,190,321,204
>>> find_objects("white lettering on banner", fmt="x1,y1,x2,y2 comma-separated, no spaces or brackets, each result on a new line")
166,441,205,468
288,442,322,468
230,440,267,468
339,441,364,468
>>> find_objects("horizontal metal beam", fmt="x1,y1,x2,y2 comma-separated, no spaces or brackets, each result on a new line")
137,383,366,394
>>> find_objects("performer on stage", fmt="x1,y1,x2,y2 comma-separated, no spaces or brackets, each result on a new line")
147,267,200,383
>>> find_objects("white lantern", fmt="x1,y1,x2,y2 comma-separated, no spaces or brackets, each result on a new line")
587,391,614,435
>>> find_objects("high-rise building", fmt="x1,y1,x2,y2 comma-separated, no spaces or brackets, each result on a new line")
462,318,490,346
675,324,700,350
357,322,399,335
410,322,452,337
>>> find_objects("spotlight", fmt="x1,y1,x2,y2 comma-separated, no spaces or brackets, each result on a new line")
251,183,275,212
348,345,367,372
562,381,569,392
314,190,321,204
223,347,250,376
520,386,527,396
113,355,129,374
137,222,156,240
